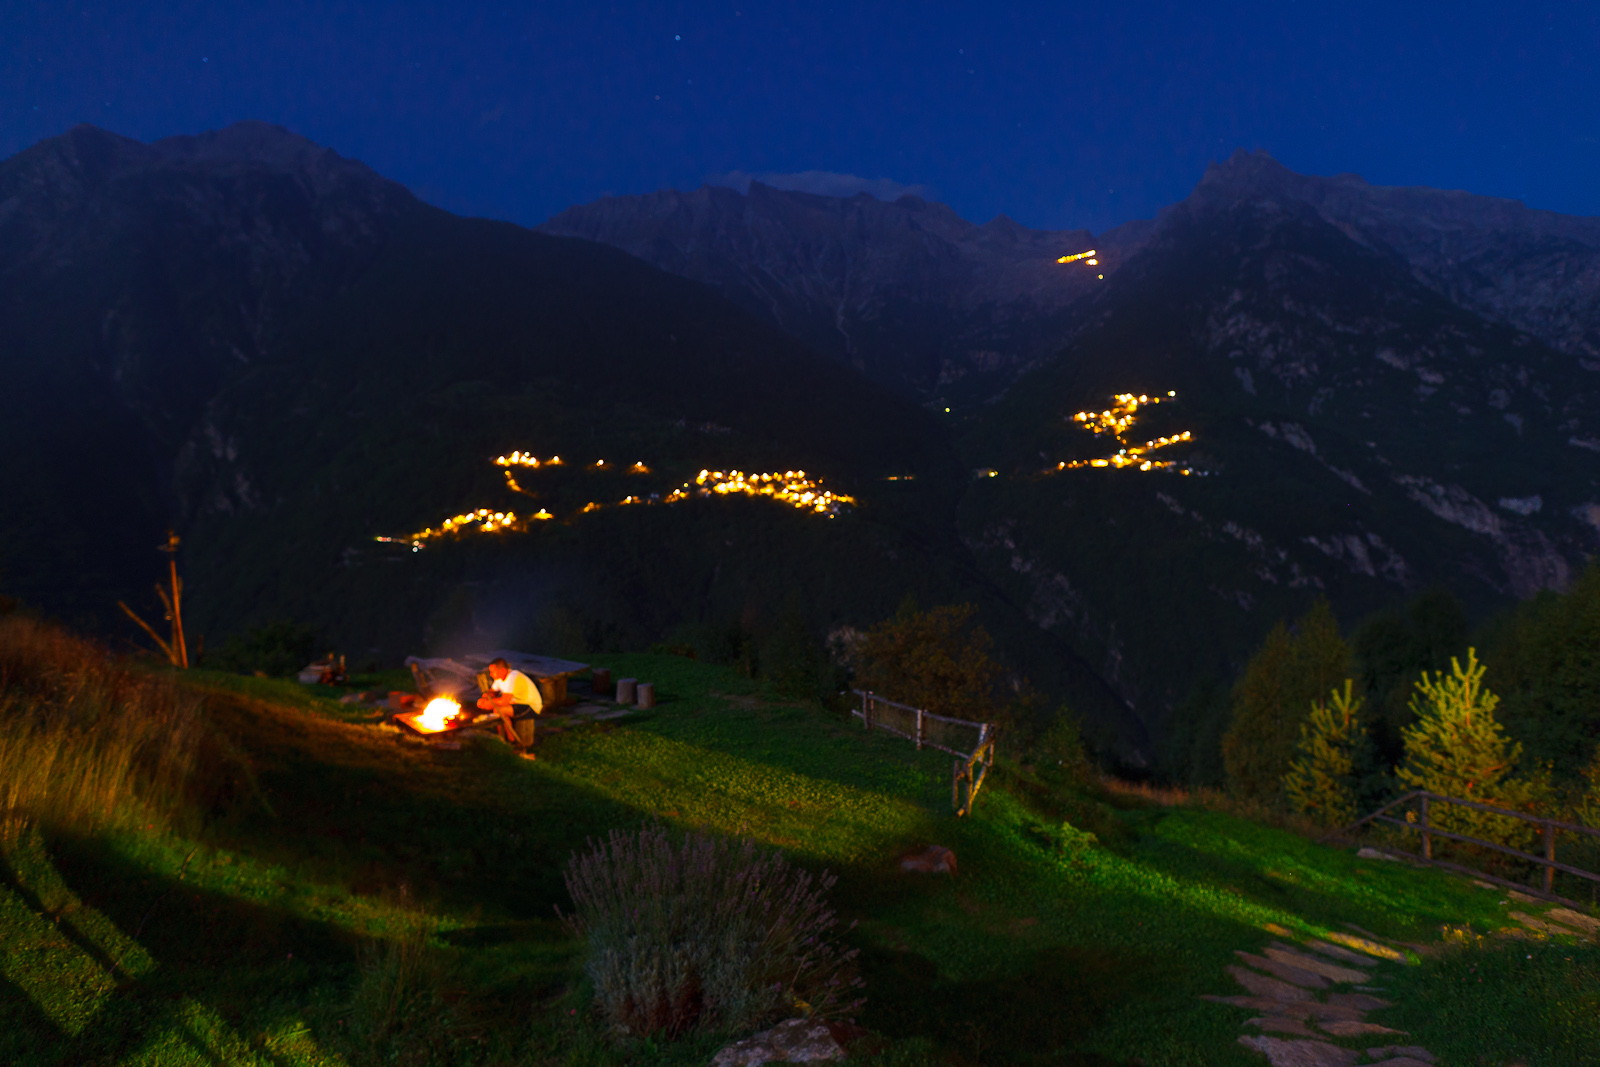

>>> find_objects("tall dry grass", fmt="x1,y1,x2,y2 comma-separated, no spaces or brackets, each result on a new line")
0,614,218,841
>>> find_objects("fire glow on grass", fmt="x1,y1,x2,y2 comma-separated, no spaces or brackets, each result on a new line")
1053,392,1195,474
379,455,855,549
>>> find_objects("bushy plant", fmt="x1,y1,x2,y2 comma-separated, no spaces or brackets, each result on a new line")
559,825,861,1038
1283,680,1369,828
1397,649,1545,848
210,620,319,677
855,602,1002,721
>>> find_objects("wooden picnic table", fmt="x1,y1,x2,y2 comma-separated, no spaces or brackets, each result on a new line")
404,650,591,708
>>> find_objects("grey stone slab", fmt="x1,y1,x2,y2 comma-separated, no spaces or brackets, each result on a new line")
1228,966,1318,1000
1325,992,1392,1011
1236,951,1330,989
1366,1059,1435,1067
1548,907,1600,935
1237,1035,1359,1067
1366,1047,1434,1064
1246,1016,1316,1037
1265,944,1372,983
1316,1019,1406,1037
1305,938,1392,966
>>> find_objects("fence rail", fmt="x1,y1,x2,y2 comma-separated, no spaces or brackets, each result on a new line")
851,690,997,816
1322,790,1600,907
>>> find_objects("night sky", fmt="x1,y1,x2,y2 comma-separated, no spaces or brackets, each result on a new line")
5,2,1597,233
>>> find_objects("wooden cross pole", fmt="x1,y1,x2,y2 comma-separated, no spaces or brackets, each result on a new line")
117,530,189,668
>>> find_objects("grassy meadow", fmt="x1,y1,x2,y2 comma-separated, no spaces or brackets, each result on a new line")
1,620,1596,1066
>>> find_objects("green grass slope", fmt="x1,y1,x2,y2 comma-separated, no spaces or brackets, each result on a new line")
4,652,1594,1066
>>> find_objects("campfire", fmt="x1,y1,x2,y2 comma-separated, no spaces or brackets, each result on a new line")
395,696,469,735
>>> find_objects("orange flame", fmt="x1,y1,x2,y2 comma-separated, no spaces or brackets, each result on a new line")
416,697,461,732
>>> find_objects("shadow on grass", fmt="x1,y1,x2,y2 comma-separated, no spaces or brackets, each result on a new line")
857,940,1146,1066
3,835,346,1067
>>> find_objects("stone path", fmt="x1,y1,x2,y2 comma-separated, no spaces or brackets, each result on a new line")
1207,923,1432,1067
1216,889,1599,1067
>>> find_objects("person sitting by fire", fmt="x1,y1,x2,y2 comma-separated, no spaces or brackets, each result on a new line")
477,657,542,756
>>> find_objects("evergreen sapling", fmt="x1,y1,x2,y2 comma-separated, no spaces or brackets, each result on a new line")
1283,679,1368,828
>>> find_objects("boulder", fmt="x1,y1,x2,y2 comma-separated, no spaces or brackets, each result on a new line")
899,846,957,875
710,1018,848,1066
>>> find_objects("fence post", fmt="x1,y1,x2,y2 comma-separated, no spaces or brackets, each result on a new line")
1544,821,1557,896
1420,794,1432,861
915,709,924,750
862,691,871,732
952,759,963,811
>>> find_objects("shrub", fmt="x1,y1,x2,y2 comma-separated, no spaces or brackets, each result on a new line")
855,602,1002,721
1283,680,1369,828
0,615,218,840
210,620,319,677
1397,649,1545,849
559,825,861,1038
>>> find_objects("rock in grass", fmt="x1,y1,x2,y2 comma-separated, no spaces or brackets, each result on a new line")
1320,932,1407,963
1317,1019,1406,1037
1265,944,1371,984
1366,1059,1435,1067
711,1018,847,1065
1366,1047,1434,1064
1304,939,1382,967
1235,951,1330,989
1227,966,1317,1000
1246,1016,1316,1036
899,845,956,875
1237,1035,1359,1066
1325,992,1393,1011
1548,907,1600,935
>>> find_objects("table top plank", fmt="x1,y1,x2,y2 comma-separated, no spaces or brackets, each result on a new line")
405,650,590,681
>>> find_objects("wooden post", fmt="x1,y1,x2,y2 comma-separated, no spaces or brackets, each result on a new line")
1420,795,1432,861
615,678,637,704
915,709,924,750
1544,822,1557,895
636,682,655,709
591,667,611,695
952,759,963,811
862,692,872,732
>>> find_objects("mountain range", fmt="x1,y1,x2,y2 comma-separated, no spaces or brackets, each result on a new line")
3,123,1597,766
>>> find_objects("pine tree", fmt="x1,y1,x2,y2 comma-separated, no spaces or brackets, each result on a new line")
1397,648,1542,847
1223,599,1352,802
1283,680,1367,827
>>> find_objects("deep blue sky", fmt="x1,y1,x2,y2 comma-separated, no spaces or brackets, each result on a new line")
4,2,1597,233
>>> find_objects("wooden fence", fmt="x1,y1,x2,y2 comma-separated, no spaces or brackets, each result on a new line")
1322,790,1600,907
851,690,997,816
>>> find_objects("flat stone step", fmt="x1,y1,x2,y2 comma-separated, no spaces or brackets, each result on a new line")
1265,944,1371,984
1237,1035,1358,1067
1317,1019,1406,1037
1235,951,1329,989
1367,1046,1434,1064
1304,938,1383,966
1228,965,1318,1000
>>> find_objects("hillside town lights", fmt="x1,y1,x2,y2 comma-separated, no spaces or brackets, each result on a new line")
1052,391,1195,474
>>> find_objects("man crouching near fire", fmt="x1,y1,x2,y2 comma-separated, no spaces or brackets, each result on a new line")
478,657,542,758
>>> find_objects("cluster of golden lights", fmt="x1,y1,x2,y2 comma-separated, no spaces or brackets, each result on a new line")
1057,248,1103,279
1054,392,1194,474
380,454,855,549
